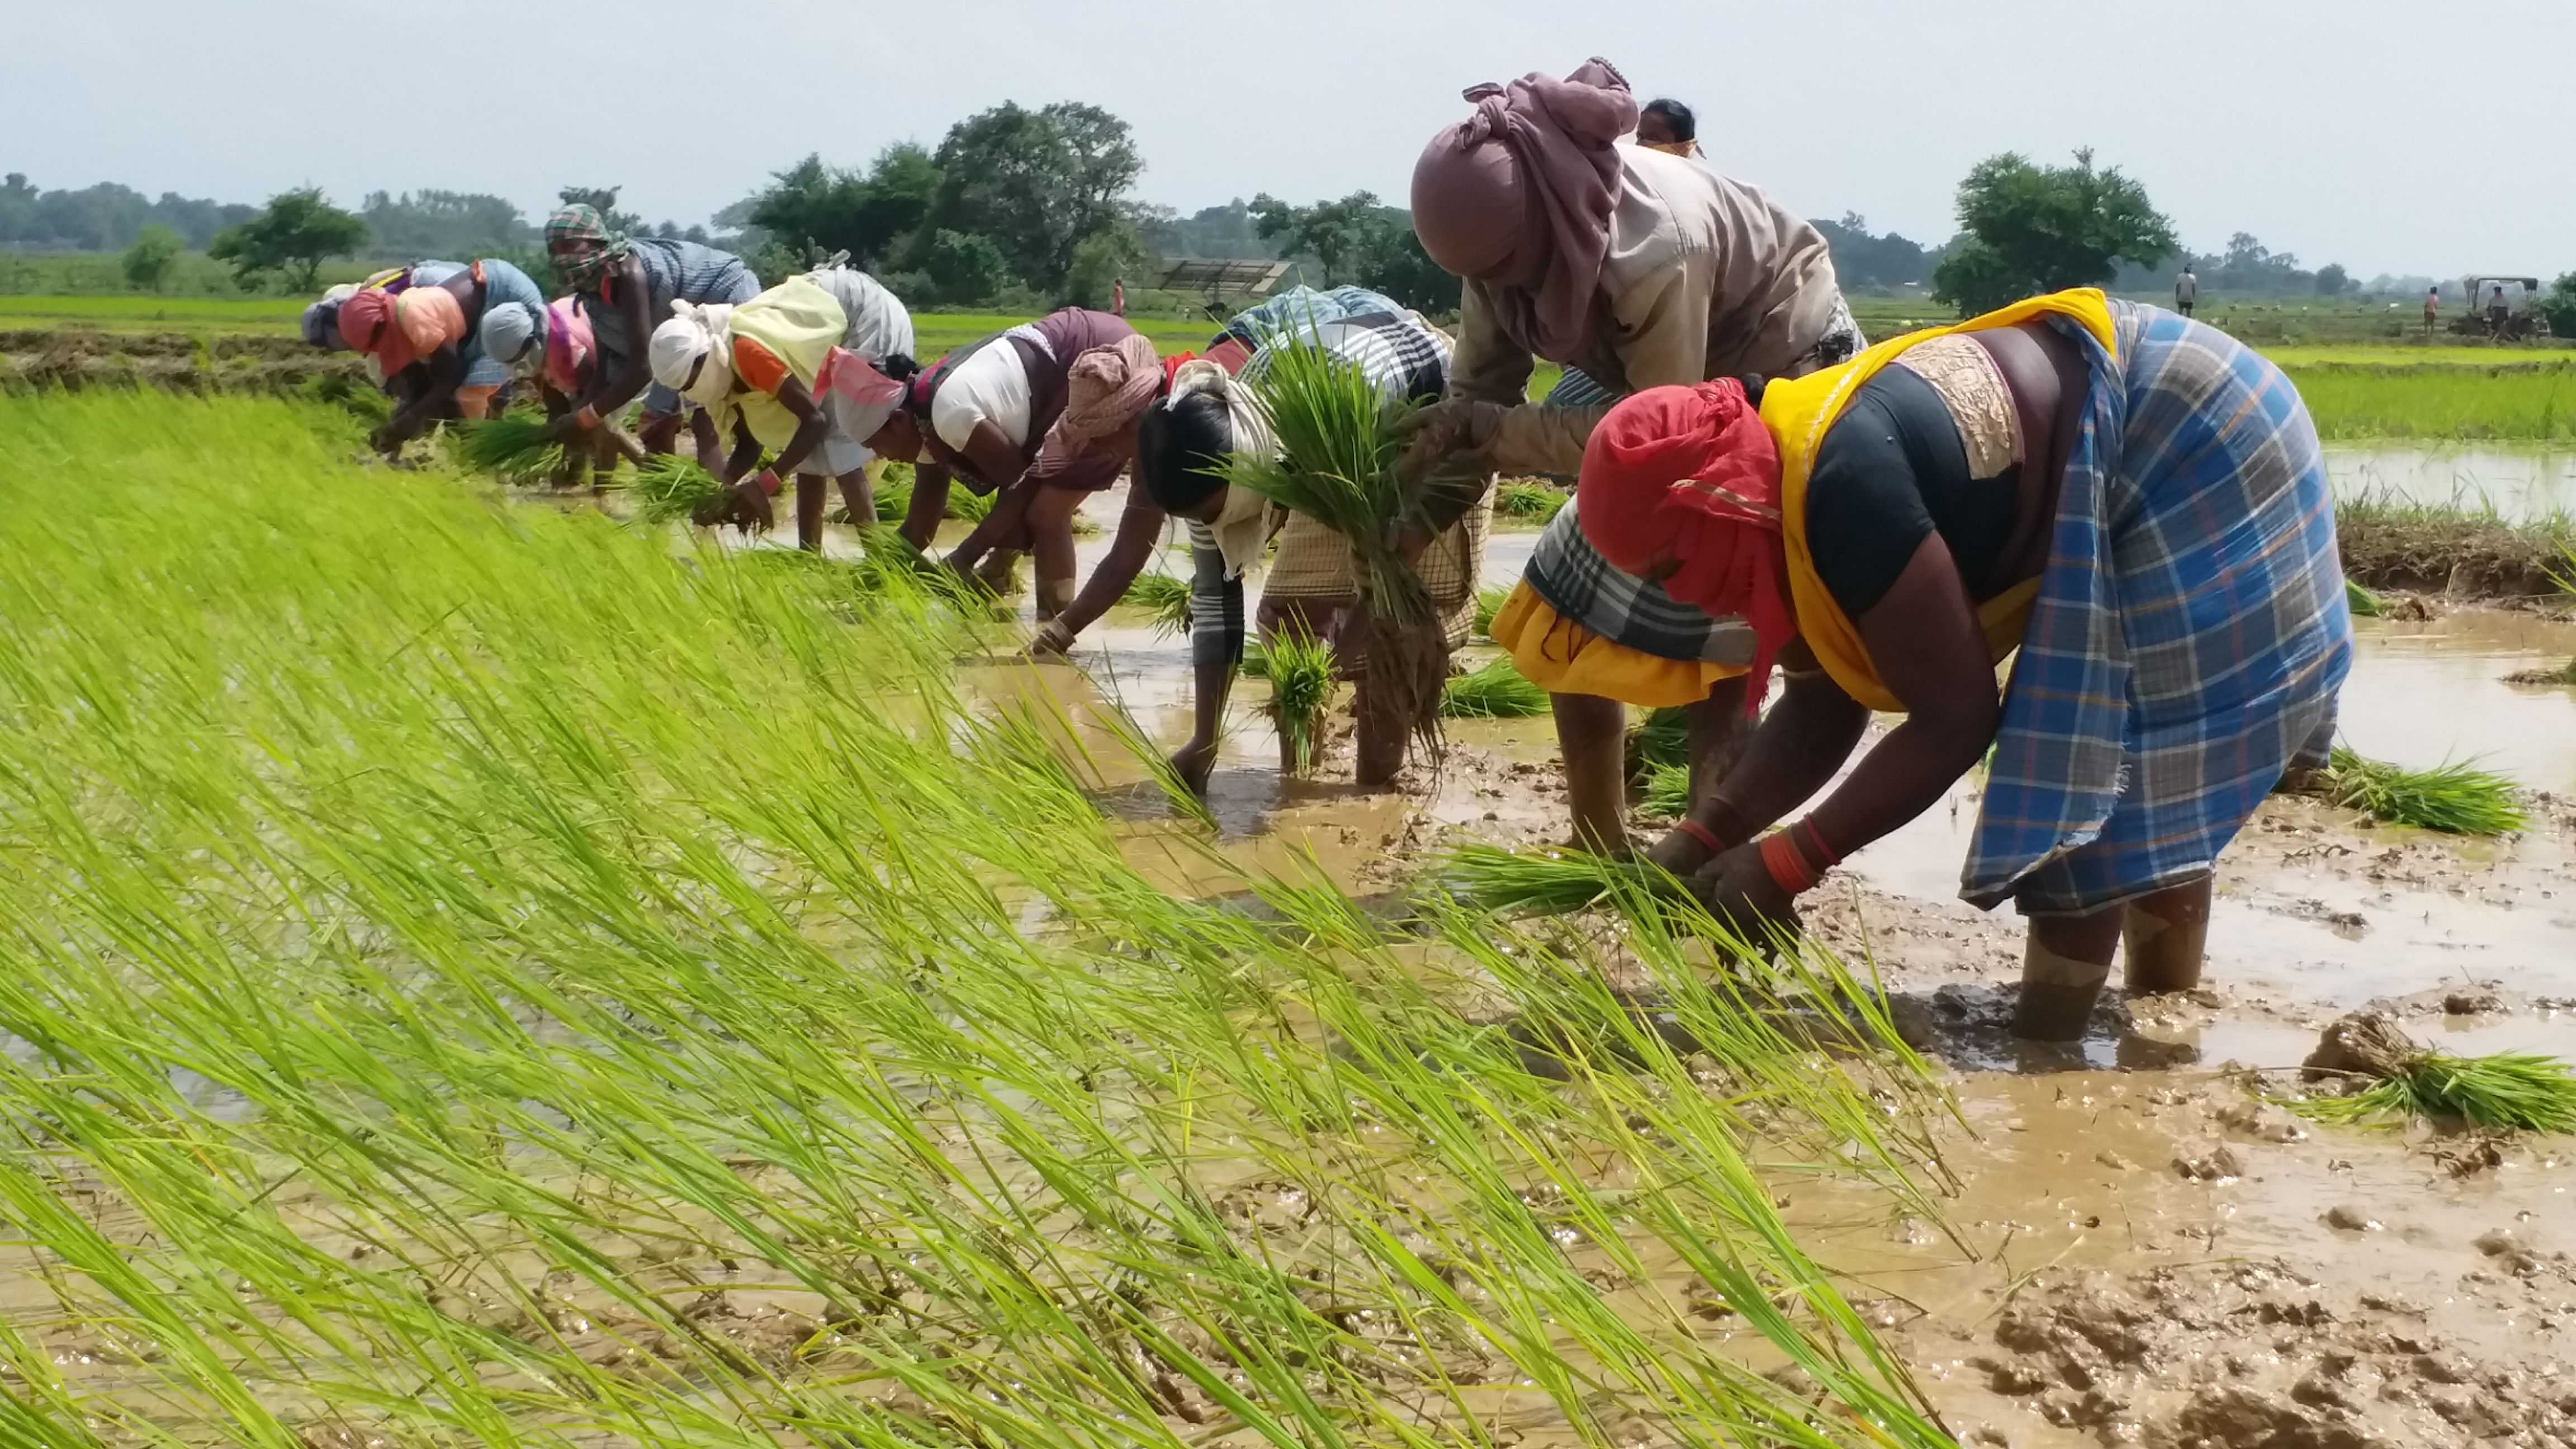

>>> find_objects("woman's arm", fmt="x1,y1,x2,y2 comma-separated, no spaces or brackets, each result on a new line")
374,348,467,452
720,417,764,485
901,460,951,549
935,420,1034,571
761,375,830,480
1033,493,1166,653
585,258,657,416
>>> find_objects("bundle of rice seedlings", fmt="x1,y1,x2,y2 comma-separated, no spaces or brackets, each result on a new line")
2344,576,2384,618
300,372,391,425
1496,479,1569,522
1641,761,1692,819
1637,705,1691,768
457,414,565,484
1227,333,1445,754
949,486,994,522
2319,745,2524,834
1474,583,1513,638
1121,570,1193,636
1441,657,1547,718
2288,1013,2576,1133
872,468,913,523
1239,641,1271,678
1434,841,1701,921
1266,629,1336,775
626,456,728,526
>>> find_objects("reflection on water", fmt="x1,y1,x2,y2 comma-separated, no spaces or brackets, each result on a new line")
2327,444,2576,520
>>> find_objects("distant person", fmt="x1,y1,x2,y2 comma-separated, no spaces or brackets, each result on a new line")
542,205,761,461
336,257,547,456
2425,286,2440,340
2489,284,2511,337
2174,265,2196,318
1634,97,1700,158
1111,277,1126,317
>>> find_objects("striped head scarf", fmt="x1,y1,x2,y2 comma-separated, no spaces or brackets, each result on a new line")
1033,334,1164,476
546,204,629,288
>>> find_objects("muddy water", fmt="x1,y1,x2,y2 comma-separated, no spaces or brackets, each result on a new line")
764,491,2576,1445
2327,444,2576,521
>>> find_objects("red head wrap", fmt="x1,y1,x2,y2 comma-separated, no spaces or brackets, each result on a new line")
1575,380,1793,709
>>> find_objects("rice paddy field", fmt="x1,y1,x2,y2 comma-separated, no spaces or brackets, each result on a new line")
0,392,1965,1449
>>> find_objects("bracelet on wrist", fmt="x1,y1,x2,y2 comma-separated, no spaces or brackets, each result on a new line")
1758,831,1822,895
1673,817,1723,855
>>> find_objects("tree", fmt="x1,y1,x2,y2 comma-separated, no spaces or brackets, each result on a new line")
122,223,183,292
1930,149,2177,316
2314,263,2350,296
921,230,1008,306
749,145,940,271
2537,274,2576,342
1247,192,1459,314
927,101,1142,290
556,186,645,236
362,190,531,256
1065,219,1156,311
1811,213,1941,293
207,189,368,292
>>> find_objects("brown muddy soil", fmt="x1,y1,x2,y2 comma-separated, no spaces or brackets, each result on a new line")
0,325,364,393
2341,508,2575,604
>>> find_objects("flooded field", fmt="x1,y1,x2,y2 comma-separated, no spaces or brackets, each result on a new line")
2326,444,2576,521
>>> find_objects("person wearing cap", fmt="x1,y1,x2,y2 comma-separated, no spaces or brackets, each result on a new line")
334,257,547,454
543,205,760,462
647,265,917,552
1389,56,1864,856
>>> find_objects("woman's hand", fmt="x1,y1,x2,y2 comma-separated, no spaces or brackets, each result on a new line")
1168,735,1219,795
1644,825,1718,878
694,476,775,532
1391,399,1507,485
1689,842,1801,940
1025,618,1077,660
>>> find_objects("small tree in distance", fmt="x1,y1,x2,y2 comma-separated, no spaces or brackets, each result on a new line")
207,190,367,293
1931,149,2177,316
122,223,183,292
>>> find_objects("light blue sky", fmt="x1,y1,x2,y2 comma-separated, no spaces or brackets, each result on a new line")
6,0,2566,278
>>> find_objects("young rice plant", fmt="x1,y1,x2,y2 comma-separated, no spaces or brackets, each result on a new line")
2321,745,2525,834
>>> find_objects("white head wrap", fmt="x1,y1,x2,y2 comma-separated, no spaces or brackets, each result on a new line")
477,301,541,368
1165,359,1278,580
649,300,736,408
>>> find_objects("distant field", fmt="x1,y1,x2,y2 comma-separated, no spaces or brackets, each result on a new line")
0,294,306,335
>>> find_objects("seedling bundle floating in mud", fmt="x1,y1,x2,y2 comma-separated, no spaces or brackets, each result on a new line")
1120,569,1193,636
1439,656,1547,718
2289,1013,2576,1133
2318,745,2525,835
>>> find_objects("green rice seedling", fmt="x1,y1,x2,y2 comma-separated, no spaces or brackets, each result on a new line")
1474,582,1512,638
1121,569,1193,636
1636,704,1691,768
456,413,565,484
0,391,1965,1449
1495,479,1569,522
626,454,728,525
1227,330,1446,752
949,484,994,521
1265,628,1336,774
2295,1053,2576,1133
298,371,390,425
1440,656,1547,718
871,461,913,522
1239,640,1270,677
1433,841,1704,922
2321,745,2525,834
1641,761,1692,818
2344,576,2384,617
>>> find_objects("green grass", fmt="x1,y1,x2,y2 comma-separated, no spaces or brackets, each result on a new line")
1121,568,1193,635
2320,745,2526,834
2291,1052,2576,1133
0,392,1966,1449
1474,583,1512,638
911,310,1213,361
2344,576,2383,617
2286,359,2576,442
1495,479,1569,523
1439,657,1547,718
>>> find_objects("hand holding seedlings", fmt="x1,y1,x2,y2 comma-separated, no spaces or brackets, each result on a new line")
1690,841,1800,937
1392,397,1507,484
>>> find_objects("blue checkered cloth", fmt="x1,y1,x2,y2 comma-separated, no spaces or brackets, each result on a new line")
1969,302,2351,913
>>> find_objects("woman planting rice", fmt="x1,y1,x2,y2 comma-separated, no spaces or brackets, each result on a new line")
1571,290,2352,1040
1395,56,1864,855
334,257,548,454
644,265,916,552
1069,306,1483,792
477,296,647,481
857,307,1144,618
543,205,761,460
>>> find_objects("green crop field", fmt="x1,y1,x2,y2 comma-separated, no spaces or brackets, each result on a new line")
2285,359,2576,442
0,391,1958,1448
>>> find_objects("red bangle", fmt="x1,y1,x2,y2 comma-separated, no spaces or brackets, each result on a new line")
574,405,599,430
1793,817,1840,869
1674,816,1723,855
1759,831,1822,895
755,469,783,496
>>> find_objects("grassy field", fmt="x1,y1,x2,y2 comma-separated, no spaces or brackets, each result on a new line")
0,391,1957,1448
2286,359,2576,442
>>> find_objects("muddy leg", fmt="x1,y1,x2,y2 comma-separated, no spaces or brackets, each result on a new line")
2012,907,2125,1041
1684,674,1755,806
636,410,684,457
1348,609,1441,790
2121,875,2212,995
794,475,826,552
1552,692,1630,856
1026,485,1084,619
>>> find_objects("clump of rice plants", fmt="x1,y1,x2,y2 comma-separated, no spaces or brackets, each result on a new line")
626,455,728,525
1121,569,1192,636
1435,841,1701,921
1474,582,1513,638
1441,657,1547,718
1496,479,1569,522
2319,745,2525,834
1641,761,1692,819
1239,640,1271,678
1636,705,1691,769
2508,658,2576,685
457,414,565,484
1227,333,1445,754
950,485,994,522
2344,576,2384,617
299,371,390,425
2288,1014,2576,1132
1266,628,1337,774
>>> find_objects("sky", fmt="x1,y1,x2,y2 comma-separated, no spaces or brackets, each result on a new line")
6,0,2570,280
